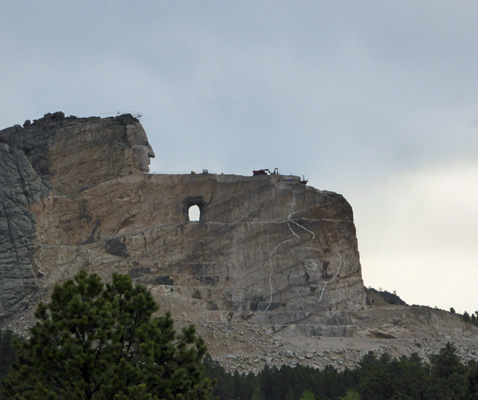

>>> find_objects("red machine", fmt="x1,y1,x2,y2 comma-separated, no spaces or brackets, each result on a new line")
252,169,271,176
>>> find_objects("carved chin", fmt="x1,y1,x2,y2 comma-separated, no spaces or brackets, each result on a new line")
139,163,150,172
134,147,151,172
137,157,150,172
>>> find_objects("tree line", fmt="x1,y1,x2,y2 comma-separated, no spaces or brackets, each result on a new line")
204,342,478,399
3,327,478,400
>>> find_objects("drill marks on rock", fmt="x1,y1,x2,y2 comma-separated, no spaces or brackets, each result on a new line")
304,259,319,271
288,219,316,240
318,282,329,303
266,189,318,311
267,189,346,311
317,249,344,304
334,248,343,278
266,239,294,311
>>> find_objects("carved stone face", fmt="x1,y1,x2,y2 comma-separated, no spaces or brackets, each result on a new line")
127,125,155,172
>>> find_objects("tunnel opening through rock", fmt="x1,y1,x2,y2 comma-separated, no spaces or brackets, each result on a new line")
184,197,207,222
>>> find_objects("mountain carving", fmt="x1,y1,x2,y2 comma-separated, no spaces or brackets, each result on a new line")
1,113,477,371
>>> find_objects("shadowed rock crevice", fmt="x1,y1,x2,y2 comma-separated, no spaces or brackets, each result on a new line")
105,238,130,258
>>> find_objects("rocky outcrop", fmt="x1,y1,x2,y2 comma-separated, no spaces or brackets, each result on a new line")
367,288,407,306
1,113,477,370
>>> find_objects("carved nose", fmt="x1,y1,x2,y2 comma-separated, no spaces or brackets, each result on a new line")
148,147,155,158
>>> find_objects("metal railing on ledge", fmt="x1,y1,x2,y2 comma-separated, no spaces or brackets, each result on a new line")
147,171,305,183
148,170,219,175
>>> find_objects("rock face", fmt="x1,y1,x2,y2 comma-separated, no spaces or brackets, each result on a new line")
1,113,477,369
0,113,366,330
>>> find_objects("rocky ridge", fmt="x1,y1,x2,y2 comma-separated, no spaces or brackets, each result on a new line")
1,113,477,371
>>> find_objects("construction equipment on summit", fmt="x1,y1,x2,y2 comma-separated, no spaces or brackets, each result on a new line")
253,169,271,176
252,168,279,176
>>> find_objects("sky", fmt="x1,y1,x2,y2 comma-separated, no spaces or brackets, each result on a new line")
1,1,477,313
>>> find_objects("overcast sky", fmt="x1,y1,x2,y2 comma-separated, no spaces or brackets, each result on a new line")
2,1,477,313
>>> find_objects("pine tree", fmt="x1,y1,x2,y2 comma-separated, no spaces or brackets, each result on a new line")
1,271,213,400
339,389,361,400
430,342,467,400
299,389,316,400
0,330,16,382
